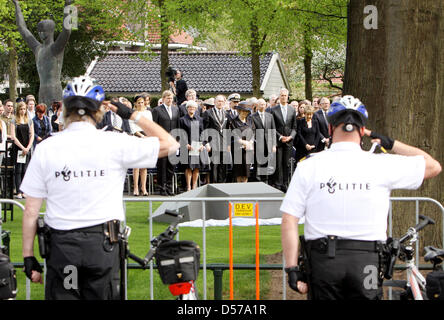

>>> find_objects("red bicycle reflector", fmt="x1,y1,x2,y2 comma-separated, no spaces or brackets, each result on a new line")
168,282,192,296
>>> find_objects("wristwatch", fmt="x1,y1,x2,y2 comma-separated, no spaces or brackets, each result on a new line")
284,266,300,273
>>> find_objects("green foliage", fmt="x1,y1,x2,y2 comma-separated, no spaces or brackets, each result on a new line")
277,0,348,96
0,50,8,82
125,0,218,90
0,0,127,95
0,0,24,46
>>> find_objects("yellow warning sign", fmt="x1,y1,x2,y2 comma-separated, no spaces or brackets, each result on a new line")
233,203,254,217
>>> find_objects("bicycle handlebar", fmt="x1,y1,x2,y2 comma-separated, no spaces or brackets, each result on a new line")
127,210,184,268
128,252,147,267
399,215,435,243
413,214,435,232
384,215,435,279
165,209,180,217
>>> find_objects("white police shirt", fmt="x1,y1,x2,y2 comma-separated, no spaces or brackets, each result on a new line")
20,121,160,230
280,142,425,241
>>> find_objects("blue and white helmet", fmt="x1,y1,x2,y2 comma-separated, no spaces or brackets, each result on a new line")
63,76,105,111
327,95,368,130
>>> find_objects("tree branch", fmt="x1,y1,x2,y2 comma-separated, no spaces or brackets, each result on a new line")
291,8,347,19
322,65,343,92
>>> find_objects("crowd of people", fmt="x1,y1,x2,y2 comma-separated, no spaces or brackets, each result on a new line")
0,95,63,199
0,86,339,198
14,76,441,302
95,87,340,196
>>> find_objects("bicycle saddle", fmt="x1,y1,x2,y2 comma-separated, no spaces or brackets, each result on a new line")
424,246,444,263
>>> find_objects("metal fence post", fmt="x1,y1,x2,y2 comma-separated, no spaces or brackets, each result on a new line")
202,200,207,300
213,268,224,300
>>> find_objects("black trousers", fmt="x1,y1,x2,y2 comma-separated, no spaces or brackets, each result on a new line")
45,229,120,300
272,144,292,190
307,248,383,300
210,151,227,183
157,157,174,192
14,162,29,194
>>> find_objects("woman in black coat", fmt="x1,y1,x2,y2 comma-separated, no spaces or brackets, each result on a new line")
229,101,255,183
296,105,321,162
179,100,206,191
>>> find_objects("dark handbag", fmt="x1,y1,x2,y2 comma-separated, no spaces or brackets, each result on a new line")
0,252,17,300
155,240,200,285
426,271,444,300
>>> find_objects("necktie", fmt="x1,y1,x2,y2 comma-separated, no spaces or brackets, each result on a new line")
323,110,328,124
282,106,287,122
260,113,265,126
167,105,172,119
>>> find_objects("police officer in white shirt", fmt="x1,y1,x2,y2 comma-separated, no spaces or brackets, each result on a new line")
20,76,179,300
281,95,441,300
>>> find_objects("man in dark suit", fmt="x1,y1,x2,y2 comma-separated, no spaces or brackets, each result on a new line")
225,93,240,127
251,98,277,183
313,97,331,151
225,93,241,182
175,69,188,106
97,100,131,134
269,88,298,192
202,94,230,183
152,90,180,195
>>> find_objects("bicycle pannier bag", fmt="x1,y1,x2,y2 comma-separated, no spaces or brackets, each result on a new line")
426,271,444,300
155,240,200,285
0,252,17,300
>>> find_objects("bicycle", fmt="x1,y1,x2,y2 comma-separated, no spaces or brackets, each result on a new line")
122,209,200,300
383,214,437,300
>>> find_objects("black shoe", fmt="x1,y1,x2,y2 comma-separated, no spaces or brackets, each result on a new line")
166,189,174,196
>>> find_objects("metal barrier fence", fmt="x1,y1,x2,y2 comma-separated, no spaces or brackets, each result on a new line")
2,196,444,300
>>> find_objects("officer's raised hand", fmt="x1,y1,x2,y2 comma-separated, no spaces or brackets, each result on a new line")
285,266,308,294
364,128,394,150
24,256,43,284
109,100,134,120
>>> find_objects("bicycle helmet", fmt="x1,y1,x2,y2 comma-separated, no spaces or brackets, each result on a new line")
63,76,105,114
327,95,368,132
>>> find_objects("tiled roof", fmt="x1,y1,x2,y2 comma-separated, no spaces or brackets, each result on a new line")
88,51,274,94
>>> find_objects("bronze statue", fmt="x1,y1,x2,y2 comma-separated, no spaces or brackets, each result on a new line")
12,0,73,106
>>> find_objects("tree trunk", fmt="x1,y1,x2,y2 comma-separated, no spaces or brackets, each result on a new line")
303,32,313,101
159,0,170,92
344,0,444,246
8,38,18,102
250,19,262,98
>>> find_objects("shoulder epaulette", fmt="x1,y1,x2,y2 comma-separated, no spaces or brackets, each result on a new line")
298,152,318,163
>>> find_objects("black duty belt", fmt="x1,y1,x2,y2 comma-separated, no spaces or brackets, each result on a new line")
307,236,385,258
50,223,106,234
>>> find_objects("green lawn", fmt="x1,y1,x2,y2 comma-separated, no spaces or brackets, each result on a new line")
2,200,301,300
